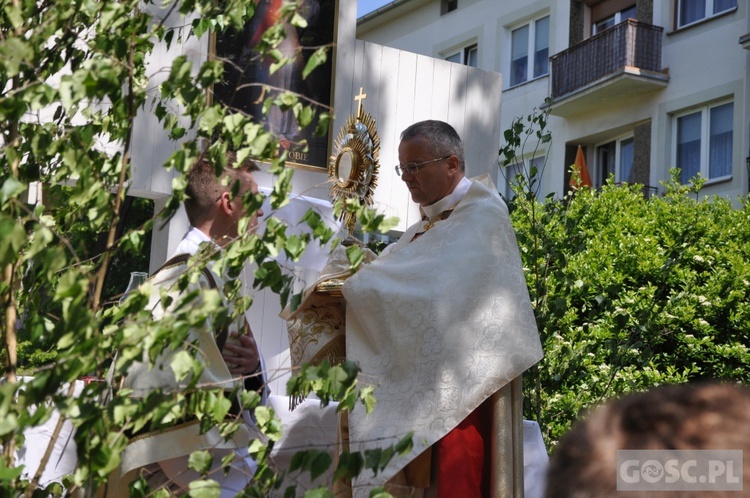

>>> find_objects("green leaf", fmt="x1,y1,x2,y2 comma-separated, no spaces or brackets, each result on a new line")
0,462,23,480
223,113,244,133
53,269,87,300
0,176,26,204
188,450,213,474
187,479,221,498
315,112,332,137
209,395,231,422
0,413,18,437
198,59,224,88
345,245,365,271
309,452,332,481
302,46,328,80
297,104,314,128
364,446,396,476
394,433,414,455
289,291,302,312
303,488,334,498
0,38,33,76
290,450,332,481
3,4,23,29
334,452,363,481
0,216,25,265
369,488,393,498
328,365,349,397
284,234,306,261
255,405,273,427
249,130,272,156
171,350,195,381
360,385,377,414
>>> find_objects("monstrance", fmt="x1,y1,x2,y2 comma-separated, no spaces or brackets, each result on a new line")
315,89,380,297
283,89,380,383
327,87,380,237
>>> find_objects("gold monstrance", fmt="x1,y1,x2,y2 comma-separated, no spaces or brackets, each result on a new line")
327,87,380,236
284,89,380,383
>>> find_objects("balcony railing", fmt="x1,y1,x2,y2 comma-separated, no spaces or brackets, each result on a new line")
614,182,659,199
550,19,663,98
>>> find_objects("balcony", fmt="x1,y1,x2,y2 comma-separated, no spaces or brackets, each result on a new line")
548,20,669,117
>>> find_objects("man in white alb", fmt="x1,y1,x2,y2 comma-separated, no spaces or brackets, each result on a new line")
110,152,268,497
341,120,543,497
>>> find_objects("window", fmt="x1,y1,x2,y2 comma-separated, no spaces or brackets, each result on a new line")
445,44,478,67
596,136,635,186
677,0,737,28
593,5,637,34
510,15,549,86
620,137,635,183
441,0,458,15
504,156,544,199
674,101,733,183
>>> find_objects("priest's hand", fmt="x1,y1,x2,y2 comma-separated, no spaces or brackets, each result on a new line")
222,331,261,376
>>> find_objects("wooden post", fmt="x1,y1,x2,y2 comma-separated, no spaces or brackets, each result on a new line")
333,410,353,498
490,375,524,498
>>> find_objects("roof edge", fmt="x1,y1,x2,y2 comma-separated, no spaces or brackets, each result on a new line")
357,0,414,25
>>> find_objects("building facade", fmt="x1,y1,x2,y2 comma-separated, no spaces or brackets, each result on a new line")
357,0,749,201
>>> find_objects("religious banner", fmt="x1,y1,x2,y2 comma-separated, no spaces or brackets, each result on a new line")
212,0,337,169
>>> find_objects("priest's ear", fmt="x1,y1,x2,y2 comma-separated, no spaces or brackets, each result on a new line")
216,190,231,215
446,154,461,175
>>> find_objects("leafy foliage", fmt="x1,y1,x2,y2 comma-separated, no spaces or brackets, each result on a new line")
503,108,750,448
0,0,399,496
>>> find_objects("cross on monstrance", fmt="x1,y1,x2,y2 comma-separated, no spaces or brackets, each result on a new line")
354,87,367,119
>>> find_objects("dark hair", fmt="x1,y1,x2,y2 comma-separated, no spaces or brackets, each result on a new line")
184,151,260,225
546,382,750,498
400,120,465,173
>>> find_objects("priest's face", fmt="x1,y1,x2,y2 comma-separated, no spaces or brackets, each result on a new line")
235,170,263,235
219,170,264,247
398,136,460,207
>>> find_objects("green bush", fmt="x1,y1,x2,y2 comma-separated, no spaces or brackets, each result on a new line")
0,0,403,494
509,173,750,447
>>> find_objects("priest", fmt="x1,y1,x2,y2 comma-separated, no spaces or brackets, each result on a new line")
341,120,543,497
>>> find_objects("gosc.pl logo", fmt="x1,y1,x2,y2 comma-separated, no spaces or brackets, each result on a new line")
617,450,742,491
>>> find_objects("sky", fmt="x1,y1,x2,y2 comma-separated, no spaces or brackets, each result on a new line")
357,0,393,18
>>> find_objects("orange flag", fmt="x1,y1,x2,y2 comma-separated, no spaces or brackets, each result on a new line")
570,145,592,188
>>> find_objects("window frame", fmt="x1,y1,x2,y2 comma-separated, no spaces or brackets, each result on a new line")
676,0,737,29
509,14,550,87
672,100,734,184
594,134,635,187
441,0,458,15
592,5,637,34
444,43,478,67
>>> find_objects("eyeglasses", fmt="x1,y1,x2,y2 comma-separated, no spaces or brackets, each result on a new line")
395,156,450,176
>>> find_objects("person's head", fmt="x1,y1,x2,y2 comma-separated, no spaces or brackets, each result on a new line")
546,382,750,498
397,120,465,207
184,151,263,247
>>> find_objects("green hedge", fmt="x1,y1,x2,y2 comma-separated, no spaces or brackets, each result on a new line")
510,174,750,447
